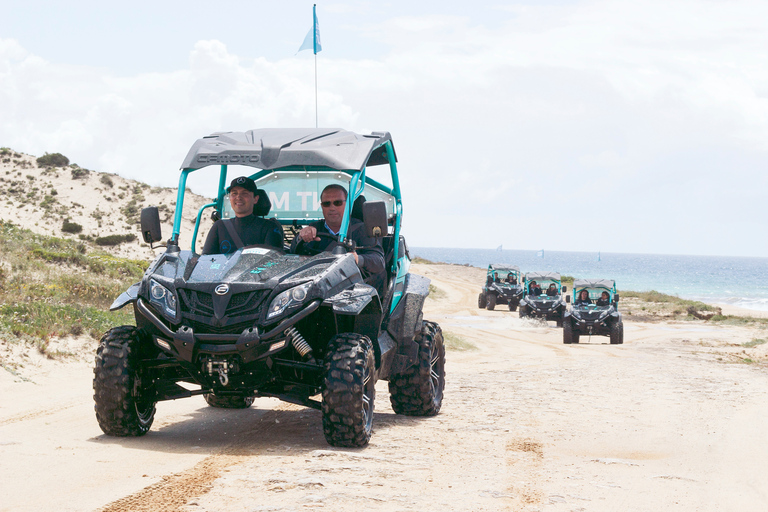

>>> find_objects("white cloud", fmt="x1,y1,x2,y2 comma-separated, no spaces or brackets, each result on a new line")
1,0,767,256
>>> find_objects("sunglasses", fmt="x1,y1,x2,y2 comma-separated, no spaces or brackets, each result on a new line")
321,200,345,207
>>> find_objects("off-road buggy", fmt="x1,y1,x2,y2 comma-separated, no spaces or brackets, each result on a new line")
518,271,567,326
93,128,445,448
563,279,623,344
478,264,523,311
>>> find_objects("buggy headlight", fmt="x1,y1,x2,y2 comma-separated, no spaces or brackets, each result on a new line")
267,282,311,320
149,279,177,317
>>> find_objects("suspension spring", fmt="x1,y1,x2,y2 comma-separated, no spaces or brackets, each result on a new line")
286,326,312,357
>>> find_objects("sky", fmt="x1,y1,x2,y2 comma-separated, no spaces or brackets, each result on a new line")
1,0,767,257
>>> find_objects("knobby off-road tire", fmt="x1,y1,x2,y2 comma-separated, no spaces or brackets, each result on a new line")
519,305,528,318
93,326,156,436
508,300,518,312
478,293,487,309
555,314,564,328
322,333,376,447
203,393,255,409
486,294,496,310
389,321,446,417
610,320,624,345
563,320,579,344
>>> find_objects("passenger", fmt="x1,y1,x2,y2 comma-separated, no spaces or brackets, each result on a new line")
575,290,592,306
546,284,558,297
596,291,611,306
202,177,284,255
529,281,542,296
292,184,386,293
507,273,517,285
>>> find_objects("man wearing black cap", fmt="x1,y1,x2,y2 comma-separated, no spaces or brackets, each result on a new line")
202,176,284,254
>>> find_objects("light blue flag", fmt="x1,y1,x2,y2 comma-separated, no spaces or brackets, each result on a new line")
298,4,322,54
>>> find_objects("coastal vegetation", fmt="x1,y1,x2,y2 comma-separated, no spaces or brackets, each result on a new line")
0,220,146,359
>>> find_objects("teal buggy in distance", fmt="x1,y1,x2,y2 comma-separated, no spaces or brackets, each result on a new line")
563,279,623,344
518,271,568,326
95,128,445,448
478,264,523,311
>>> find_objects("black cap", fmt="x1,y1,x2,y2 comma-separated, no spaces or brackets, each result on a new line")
226,176,257,194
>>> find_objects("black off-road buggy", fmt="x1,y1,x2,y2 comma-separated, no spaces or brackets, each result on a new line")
563,279,623,344
518,271,567,326
93,128,445,447
478,264,523,311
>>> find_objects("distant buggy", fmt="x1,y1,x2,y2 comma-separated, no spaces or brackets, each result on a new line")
518,271,567,326
563,279,623,344
478,264,523,311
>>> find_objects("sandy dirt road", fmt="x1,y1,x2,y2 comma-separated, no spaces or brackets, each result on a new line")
2,263,768,511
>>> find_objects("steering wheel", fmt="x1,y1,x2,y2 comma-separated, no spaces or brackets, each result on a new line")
294,232,339,255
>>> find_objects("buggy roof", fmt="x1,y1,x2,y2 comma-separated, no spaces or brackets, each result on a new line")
525,271,560,281
573,279,615,290
489,264,520,272
180,128,396,172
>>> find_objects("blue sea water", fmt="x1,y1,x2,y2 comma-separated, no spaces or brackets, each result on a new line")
411,247,768,312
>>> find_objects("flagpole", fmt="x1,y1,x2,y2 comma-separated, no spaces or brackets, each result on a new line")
313,3,318,128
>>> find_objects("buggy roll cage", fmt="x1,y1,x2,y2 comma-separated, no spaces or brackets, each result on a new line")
166,133,405,312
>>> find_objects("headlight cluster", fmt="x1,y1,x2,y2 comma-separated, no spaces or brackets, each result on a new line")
267,282,312,320
149,279,177,317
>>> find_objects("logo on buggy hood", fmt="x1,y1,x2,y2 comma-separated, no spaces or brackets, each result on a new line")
214,284,230,295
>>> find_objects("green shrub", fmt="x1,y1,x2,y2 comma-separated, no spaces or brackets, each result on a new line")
71,167,89,180
36,153,69,168
62,220,83,234
95,233,137,246
100,174,114,188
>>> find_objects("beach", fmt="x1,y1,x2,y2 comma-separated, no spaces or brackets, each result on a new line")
2,262,767,511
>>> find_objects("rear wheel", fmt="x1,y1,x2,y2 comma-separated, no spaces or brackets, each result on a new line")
486,294,496,310
478,293,487,309
322,333,375,447
610,320,624,344
389,321,446,416
204,393,255,409
93,326,156,436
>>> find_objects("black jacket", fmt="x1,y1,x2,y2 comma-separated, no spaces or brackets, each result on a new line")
202,214,284,255
291,219,385,279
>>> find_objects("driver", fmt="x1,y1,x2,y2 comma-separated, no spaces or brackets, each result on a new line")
202,176,284,255
596,291,611,306
575,290,592,306
292,184,385,291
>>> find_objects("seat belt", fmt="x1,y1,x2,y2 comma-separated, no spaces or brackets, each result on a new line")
223,219,245,250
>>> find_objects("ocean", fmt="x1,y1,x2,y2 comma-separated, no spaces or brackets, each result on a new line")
410,247,768,312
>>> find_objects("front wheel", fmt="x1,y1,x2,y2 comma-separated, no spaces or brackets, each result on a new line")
389,321,446,416
486,294,496,310
508,299,518,312
93,326,156,436
322,333,376,447
519,305,527,318
610,321,624,344
478,293,487,309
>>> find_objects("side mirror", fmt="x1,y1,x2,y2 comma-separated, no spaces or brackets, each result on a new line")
363,201,388,238
562,285,567,293
614,293,620,302
140,207,162,244
566,296,571,303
